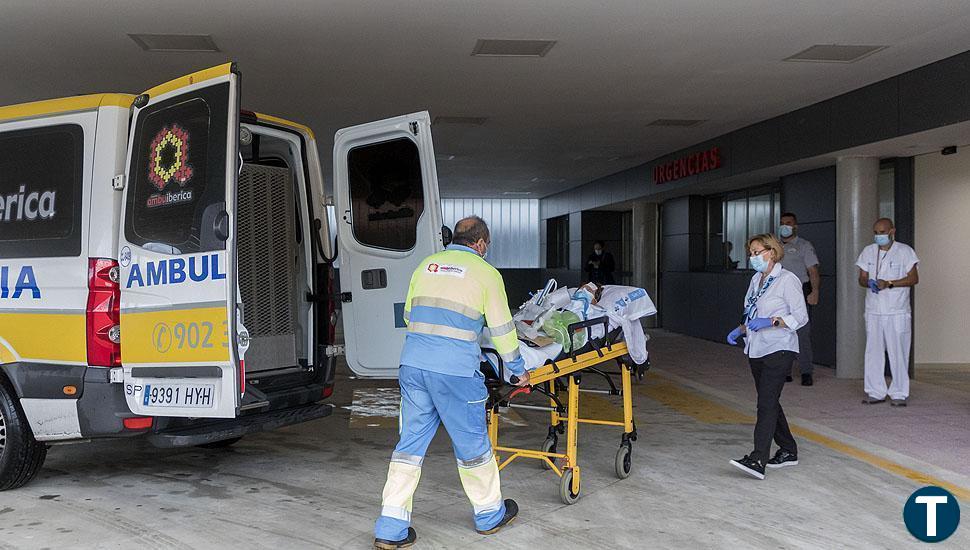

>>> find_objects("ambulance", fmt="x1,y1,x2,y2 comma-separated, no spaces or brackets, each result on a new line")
0,63,444,489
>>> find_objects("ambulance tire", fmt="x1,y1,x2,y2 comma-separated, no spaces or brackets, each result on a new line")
197,437,243,449
0,378,48,491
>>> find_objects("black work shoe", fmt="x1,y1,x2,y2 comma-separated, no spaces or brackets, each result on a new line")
374,527,417,549
476,499,518,535
766,449,799,468
890,398,908,407
785,375,793,383
862,397,886,404
729,455,765,480
801,373,814,386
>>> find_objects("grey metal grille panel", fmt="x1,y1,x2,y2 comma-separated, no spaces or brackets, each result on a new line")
237,164,298,372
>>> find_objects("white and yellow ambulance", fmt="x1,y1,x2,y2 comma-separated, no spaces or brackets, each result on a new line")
0,63,444,489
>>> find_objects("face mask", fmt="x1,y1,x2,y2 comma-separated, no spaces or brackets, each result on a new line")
749,253,770,273
594,249,603,256
874,234,891,247
778,225,794,238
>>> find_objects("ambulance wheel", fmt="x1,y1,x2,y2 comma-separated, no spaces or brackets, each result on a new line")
614,443,632,479
540,437,557,470
197,437,243,449
559,469,581,505
0,378,48,491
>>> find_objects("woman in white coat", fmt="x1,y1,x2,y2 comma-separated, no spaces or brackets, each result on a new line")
726,234,809,479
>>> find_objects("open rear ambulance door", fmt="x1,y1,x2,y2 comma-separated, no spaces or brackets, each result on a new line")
333,112,443,378
118,64,243,418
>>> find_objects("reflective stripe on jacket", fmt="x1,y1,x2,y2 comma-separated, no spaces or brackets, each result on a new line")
399,244,525,377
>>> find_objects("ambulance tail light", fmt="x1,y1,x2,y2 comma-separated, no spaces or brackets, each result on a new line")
87,258,121,367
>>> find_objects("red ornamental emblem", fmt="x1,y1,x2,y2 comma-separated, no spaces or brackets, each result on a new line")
427,263,439,273
148,125,194,191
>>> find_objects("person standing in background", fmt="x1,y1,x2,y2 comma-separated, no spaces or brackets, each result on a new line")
778,212,820,386
585,240,616,285
856,218,919,407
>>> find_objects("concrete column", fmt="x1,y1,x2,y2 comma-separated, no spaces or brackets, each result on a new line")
835,157,880,379
632,202,659,328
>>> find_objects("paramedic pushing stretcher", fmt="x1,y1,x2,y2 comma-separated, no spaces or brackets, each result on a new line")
374,216,529,549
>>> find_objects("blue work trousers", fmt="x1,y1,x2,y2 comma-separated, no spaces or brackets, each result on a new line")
374,365,506,541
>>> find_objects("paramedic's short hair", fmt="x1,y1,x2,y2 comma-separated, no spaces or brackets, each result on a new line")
747,233,785,262
453,216,490,246
780,212,797,223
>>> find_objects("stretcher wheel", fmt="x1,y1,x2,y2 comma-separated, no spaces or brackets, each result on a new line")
615,443,632,479
559,469,581,505
540,437,557,470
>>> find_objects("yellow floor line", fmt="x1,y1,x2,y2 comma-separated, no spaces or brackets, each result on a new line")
640,373,970,500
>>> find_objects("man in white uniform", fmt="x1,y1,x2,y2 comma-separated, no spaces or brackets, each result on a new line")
855,218,919,406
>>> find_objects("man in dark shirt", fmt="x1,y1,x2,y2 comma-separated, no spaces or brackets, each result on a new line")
585,241,616,285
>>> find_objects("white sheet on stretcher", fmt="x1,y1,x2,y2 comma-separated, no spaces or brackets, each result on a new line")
483,285,656,381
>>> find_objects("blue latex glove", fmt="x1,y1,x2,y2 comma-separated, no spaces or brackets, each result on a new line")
867,279,880,293
747,317,773,332
727,326,744,345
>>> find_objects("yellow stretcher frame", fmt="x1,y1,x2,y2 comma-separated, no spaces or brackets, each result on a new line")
484,337,638,505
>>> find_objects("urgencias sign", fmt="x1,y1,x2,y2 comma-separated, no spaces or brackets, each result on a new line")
653,146,722,184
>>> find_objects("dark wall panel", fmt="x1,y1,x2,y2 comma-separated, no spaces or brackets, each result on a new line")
497,269,543,308
729,119,780,175
781,166,836,224
810,276,837,366
778,102,833,164
899,50,970,135
662,234,691,272
660,272,691,333
662,196,691,236
829,78,899,151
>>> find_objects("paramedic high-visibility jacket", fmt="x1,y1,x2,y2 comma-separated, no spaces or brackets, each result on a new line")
399,244,526,378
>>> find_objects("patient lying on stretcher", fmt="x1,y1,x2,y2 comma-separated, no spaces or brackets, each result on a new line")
482,282,657,381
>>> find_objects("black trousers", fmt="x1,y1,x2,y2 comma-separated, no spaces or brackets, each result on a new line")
749,351,798,462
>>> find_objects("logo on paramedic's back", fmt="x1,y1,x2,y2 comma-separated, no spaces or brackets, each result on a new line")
126,253,225,288
903,486,960,542
146,125,194,208
0,265,40,299
0,185,57,223
426,263,465,278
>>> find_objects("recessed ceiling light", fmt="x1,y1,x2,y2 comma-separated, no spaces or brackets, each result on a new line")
128,33,220,52
472,39,556,57
648,119,707,127
432,116,488,126
784,44,886,63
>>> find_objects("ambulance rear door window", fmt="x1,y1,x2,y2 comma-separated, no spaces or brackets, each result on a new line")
347,137,424,251
125,83,229,254
0,124,84,258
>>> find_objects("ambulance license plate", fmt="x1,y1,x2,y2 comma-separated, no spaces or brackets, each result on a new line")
142,384,215,408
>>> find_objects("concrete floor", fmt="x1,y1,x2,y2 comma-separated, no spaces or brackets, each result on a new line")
1,331,968,549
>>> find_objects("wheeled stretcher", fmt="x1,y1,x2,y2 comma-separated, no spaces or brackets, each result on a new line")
481,317,649,504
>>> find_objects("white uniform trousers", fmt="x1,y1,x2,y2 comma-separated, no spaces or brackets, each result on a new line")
864,313,911,400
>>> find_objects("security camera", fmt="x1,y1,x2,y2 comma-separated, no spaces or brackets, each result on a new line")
941,145,957,156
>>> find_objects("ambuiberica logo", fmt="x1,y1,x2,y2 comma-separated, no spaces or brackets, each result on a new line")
146,124,195,209
0,185,57,222
903,486,961,542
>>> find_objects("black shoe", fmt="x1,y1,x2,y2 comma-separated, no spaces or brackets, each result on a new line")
862,396,886,404
374,527,417,549
785,375,793,383
476,499,518,535
729,455,765,480
801,373,813,386
766,449,798,468
890,398,908,407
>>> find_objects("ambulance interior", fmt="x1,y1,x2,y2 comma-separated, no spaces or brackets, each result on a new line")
235,123,315,375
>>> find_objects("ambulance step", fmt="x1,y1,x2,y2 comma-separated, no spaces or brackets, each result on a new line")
146,403,333,448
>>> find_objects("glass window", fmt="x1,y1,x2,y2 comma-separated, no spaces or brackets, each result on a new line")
125,83,230,253
878,164,895,220
347,138,424,251
546,215,569,268
706,186,781,271
0,124,84,258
